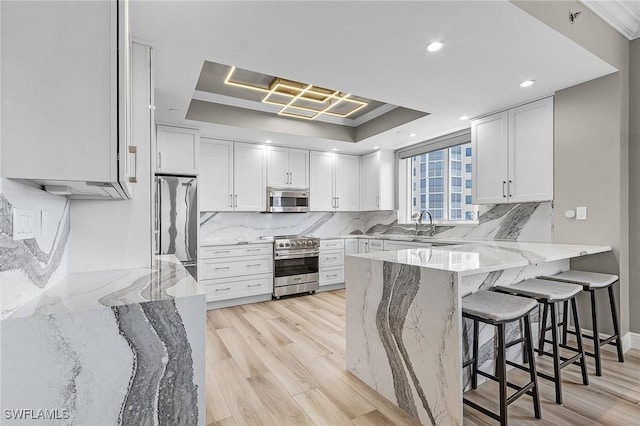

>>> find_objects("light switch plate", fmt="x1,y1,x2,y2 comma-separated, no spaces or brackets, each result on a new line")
576,206,587,220
13,208,36,240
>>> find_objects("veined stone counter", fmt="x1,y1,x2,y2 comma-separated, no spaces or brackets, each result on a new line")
345,242,611,425
1,255,206,425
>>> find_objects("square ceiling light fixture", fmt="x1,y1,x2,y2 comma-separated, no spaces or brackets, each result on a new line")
224,66,368,120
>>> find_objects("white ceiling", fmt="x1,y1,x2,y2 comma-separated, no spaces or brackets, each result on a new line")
130,1,616,154
583,0,640,40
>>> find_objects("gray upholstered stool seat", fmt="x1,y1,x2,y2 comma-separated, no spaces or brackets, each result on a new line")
540,270,618,288
495,278,582,302
462,290,538,323
538,270,624,376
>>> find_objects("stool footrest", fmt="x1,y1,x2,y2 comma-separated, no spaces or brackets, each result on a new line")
507,382,536,405
476,369,536,397
505,336,525,349
463,398,500,422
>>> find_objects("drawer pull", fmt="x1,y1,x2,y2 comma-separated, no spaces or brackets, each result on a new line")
247,263,261,267
293,277,303,281
247,283,262,288
246,248,262,252
327,274,338,278
214,287,230,291
326,257,338,261
214,266,230,270
215,250,230,254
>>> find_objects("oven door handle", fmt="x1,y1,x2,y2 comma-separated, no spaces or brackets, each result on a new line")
275,251,320,260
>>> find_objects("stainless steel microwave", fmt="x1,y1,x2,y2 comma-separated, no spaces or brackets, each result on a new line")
266,187,309,213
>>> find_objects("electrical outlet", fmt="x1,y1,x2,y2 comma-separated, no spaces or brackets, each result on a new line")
576,206,587,220
13,208,36,240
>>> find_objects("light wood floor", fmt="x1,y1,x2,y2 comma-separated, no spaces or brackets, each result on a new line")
205,289,640,425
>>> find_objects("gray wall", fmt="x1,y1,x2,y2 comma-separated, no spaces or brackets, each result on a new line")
630,38,640,333
514,1,631,335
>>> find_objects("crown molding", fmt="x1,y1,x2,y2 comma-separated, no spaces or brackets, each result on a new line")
582,0,640,40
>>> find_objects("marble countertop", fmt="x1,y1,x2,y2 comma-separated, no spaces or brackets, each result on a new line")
347,240,611,276
7,255,205,320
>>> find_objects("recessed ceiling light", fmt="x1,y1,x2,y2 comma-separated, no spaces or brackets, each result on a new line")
373,146,379,150
459,115,470,120
426,41,444,52
331,148,338,151
168,108,179,112
264,139,272,143
409,133,417,137
520,80,535,88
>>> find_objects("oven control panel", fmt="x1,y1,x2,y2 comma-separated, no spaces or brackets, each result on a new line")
275,238,319,249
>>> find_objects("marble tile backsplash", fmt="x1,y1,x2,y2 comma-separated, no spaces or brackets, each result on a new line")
0,178,70,319
200,202,553,243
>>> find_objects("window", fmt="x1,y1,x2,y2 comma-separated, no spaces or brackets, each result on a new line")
408,143,478,222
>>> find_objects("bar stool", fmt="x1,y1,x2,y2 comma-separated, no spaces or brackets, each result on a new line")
539,271,624,376
494,279,589,405
462,290,541,426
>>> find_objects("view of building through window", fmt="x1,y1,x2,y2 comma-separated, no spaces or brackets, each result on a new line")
410,143,478,221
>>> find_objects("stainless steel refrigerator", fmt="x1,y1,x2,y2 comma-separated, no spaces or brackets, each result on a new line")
155,175,198,279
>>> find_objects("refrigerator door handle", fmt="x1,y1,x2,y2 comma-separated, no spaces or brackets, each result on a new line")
155,177,163,255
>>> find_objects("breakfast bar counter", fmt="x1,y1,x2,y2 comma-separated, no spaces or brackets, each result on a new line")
345,241,611,425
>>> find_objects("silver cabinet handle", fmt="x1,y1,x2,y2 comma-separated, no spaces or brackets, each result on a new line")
215,250,230,254
289,172,293,184
502,181,507,198
293,277,303,281
337,197,340,209
327,274,338,278
157,151,162,169
247,283,262,288
247,263,261,267
246,248,261,252
234,194,238,207
508,180,512,197
229,194,233,208
332,197,335,208
128,146,138,183
326,256,338,261
214,266,230,270
214,287,230,291
376,194,379,208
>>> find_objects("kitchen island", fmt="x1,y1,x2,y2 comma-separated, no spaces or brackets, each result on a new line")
345,241,611,426
0,256,206,425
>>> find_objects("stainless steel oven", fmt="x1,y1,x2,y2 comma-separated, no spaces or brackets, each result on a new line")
262,235,320,298
266,187,309,213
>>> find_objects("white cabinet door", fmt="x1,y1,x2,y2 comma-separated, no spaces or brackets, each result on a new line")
200,139,234,211
508,97,554,203
361,152,379,211
335,154,360,211
267,146,290,187
288,148,309,188
471,112,508,204
156,126,200,175
310,151,336,211
234,143,266,211
344,239,359,254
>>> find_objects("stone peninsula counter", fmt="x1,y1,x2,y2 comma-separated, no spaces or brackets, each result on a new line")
1,256,206,426
345,241,611,426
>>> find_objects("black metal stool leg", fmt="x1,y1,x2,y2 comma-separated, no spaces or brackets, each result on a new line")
472,319,479,389
497,323,508,426
550,302,563,404
521,318,529,364
589,290,602,376
571,297,589,385
523,314,541,419
561,300,569,346
608,284,625,363
538,302,548,354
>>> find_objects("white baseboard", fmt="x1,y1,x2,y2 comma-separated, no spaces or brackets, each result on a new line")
567,326,637,353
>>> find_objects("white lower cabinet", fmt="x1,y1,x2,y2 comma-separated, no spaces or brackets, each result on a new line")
200,243,273,305
319,239,345,288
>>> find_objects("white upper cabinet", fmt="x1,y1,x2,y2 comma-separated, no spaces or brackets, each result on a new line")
1,0,134,199
234,143,267,211
267,147,309,188
310,152,359,211
200,141,266,212
472,97,553,204
335,154,360,211
156,126,200,175
361,150,396,211
200,139,233,212
310,152,336,211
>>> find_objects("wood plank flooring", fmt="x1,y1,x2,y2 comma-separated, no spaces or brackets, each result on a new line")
205,289,640,425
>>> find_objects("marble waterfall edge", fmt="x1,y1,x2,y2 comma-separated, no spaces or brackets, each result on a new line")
346,256,461,425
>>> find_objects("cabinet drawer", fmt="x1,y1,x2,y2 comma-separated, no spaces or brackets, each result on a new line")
319,267,344,286
202,274,273,302
369,240,384,251
320,239,344,250
200,255,273,280
319,251,344,268
201,244,272,259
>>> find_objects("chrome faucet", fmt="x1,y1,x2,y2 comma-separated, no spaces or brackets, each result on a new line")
416,209,436,237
